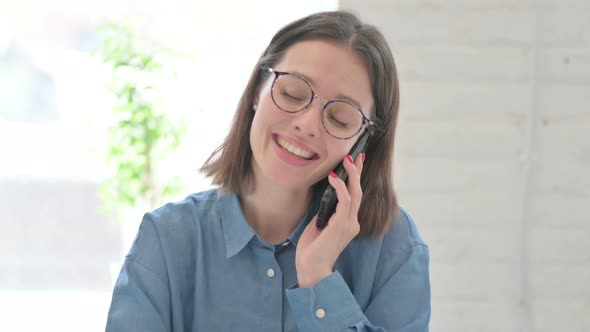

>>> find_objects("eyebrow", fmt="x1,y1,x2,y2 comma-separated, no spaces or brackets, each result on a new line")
290,70,364,110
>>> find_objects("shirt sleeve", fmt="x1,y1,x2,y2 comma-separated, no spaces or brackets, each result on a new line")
105,214,172,332
285,243,431,332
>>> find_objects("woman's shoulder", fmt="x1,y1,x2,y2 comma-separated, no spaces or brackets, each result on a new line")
149,188,220,220
130,188,229,262
124,189,226,285
145,188,226,236
352,207,427,257
342,207,428,285
392,207,427,245
377,207,429,256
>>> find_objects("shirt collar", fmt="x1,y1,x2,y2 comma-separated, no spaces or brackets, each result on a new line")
219,192,256,259
218,191,320,258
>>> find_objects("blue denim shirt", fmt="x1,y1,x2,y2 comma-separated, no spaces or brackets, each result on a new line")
106,189,430,331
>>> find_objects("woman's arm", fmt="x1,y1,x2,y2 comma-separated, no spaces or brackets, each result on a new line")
105,215,172,332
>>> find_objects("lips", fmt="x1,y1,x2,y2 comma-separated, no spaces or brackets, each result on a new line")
272,134,319,160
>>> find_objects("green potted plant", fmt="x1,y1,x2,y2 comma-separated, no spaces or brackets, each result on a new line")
95,22,187,264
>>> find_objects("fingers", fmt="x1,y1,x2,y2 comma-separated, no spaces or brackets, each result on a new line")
327,170,351,219
358,152,365,175
343,154,363,217
327,153,365,221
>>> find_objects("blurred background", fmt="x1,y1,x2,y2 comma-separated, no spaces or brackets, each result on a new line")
0,0,588,331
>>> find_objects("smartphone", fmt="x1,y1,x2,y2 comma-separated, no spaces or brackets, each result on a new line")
316,129,372,229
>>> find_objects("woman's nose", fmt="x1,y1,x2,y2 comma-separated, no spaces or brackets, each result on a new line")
292,98,324,138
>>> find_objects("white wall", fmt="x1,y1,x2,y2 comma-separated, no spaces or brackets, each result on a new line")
339,1,590,331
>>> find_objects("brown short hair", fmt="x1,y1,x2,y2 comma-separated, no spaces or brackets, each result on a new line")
201,10,400,238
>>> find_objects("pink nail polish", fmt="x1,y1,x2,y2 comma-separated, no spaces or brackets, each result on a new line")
329,171,337,178
361,153,366,162
347,155,353,163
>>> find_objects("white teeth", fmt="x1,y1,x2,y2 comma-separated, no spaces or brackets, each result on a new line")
277,136,314,159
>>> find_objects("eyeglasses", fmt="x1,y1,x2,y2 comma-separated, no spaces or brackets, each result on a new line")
262,66,373,140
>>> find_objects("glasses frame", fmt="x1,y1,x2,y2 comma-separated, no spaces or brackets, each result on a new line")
262,66,374,140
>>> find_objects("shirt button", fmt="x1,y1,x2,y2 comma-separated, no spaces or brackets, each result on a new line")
315,308,326,318
282,241,290,247
266,268,276,278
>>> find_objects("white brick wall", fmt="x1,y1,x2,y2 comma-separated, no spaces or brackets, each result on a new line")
339,1,590,331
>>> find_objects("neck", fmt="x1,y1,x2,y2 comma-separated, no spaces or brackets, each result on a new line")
240,163,313,245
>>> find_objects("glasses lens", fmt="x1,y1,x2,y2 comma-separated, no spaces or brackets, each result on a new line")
271,74,312,112
323,101,364,139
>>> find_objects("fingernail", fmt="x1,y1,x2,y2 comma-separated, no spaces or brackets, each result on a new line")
347,155,353,163
361,153,366,162
329,171,337,178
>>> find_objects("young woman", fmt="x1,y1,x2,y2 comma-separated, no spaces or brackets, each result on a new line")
106,11,430,332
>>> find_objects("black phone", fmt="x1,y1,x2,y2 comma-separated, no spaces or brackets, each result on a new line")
316,129,372,229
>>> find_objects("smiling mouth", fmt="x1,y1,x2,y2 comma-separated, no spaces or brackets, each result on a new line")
274,135,318,160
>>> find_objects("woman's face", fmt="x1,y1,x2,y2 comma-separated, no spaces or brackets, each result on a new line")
250,39,374,191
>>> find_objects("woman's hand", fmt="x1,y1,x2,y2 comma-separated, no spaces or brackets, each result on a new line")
295,153,365,288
